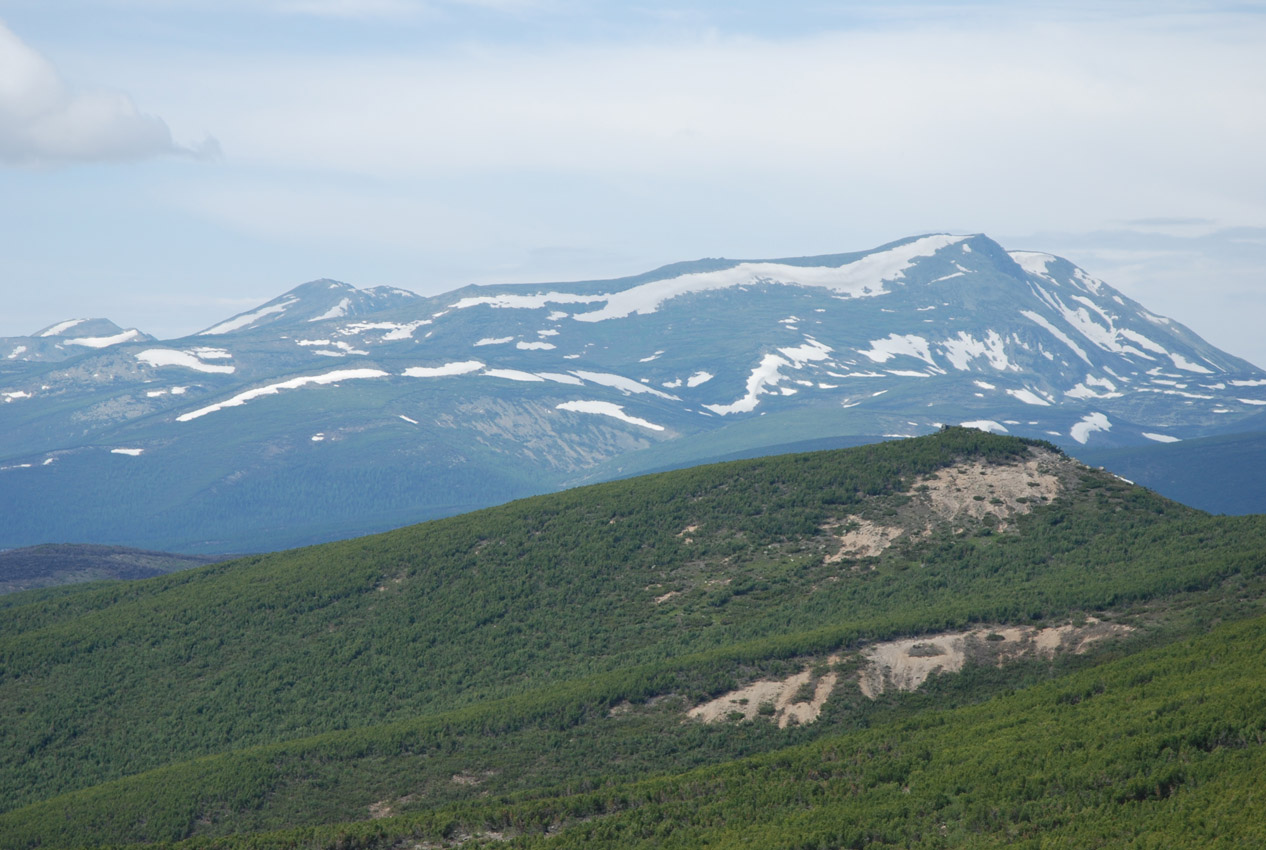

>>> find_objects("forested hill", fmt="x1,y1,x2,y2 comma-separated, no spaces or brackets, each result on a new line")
2,428,1265,848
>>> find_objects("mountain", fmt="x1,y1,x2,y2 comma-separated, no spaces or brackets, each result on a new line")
0,543,224,595
1,430,1264,847
1,233,1263,553
195,279,422,334
0,318,154,365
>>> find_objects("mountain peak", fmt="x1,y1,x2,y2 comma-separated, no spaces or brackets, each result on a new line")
197,279,421,336
1,318,152,363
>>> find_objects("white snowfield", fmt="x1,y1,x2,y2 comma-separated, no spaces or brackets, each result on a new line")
941,330,1014,371
402,361,484,378
556,400,664,431
339,320,431,340
1070,412,1112,444
1015,266,1215,374
137,349,236,374
110,448,144,456
176,368,389,421
475,337,515,346
859,334,939,368
310,298,351,322
704,339,834,416
452,234,967,322
1006,388,1051,407
66,329,143,348
572,370,679,399
39,319,87,337
200,297,297,335
686,371,714,387
1019,310,1092,366
1143,432,1181,443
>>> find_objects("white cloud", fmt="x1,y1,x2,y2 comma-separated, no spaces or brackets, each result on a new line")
0,20,213,166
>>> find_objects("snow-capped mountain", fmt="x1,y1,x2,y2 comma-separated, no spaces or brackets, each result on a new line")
1,318,154,364
2,233,1262,553
196,279,422,335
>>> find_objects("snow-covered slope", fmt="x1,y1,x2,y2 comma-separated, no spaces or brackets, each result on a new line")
196,279,421,335
1,319,154,364
1,234,1262,552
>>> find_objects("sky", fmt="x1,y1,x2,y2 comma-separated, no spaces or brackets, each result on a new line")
2,1,1265,366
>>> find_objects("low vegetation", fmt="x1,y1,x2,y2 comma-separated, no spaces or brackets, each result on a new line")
2,428,1263,847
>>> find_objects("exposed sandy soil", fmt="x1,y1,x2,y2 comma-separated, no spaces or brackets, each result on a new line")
859,619,1133,698
687,655,840,728
920,457,1063,530
824,519,905,561
687,616,1133,724
822,448,1071,562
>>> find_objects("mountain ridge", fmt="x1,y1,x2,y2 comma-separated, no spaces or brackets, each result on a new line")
2,232,1263,552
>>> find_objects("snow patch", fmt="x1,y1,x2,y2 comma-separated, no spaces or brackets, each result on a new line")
1142,432,1181,443
1070,412,1112,444
703,354,788,415
566,234,968,323
859,334,937,367
176,368,389,421
516,341,556,350
399,415,418,424
137,349,236,374
941,331,1013,371
1006,388,1051,407
474,337,515,347
686,371,714,387
1168,352,1214,374
39,318,87,337
67,329,142,348
402,361,485,378
483,369,545,382
538,372,584,385
1020,310,1092,366
201,297,297,335
573,371,678,399
3,390,33,402
556,400,664,431
110,448,144,456
309,297,350,322
454,292,605,310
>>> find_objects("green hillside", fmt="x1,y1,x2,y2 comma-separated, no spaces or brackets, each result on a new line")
2,428,1264,847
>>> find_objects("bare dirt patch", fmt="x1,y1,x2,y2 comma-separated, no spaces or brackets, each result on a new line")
821,447,1073,561
686,615,1133,724
687,656,840,728
919,456,1062,530
859,619,1133,698
823,519,905,562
